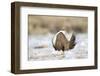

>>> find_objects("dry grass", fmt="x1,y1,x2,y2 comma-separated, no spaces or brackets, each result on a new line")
28,15,88,35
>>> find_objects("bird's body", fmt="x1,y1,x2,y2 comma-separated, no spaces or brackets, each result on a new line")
52,30,76,52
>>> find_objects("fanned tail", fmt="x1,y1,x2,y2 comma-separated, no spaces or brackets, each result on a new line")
69,33,76,49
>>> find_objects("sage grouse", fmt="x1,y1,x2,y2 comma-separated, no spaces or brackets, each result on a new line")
52,30,76,55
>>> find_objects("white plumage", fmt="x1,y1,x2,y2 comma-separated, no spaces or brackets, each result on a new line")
53,30,73,45
52,30,76,53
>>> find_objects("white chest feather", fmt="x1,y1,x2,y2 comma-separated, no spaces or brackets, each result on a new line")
52,31,72,45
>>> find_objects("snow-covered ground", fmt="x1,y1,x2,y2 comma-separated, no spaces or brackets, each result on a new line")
28,33,88,61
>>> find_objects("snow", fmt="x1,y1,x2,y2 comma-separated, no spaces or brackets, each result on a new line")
28,33,88,61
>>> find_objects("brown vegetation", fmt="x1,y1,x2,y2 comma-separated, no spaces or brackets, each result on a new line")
28,15,88,35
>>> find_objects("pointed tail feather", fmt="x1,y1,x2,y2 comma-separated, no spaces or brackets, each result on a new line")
69,33,76,49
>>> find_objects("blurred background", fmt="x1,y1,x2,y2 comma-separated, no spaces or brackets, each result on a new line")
28,15,88,60
28,15,88,35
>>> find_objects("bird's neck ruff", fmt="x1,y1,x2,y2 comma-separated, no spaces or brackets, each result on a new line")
53,30,72,45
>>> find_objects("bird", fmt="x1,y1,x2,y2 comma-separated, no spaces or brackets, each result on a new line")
52,30,76,56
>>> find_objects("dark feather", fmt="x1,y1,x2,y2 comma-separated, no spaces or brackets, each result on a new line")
69,33,76,49
53,32,69,51
52,31,76,52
